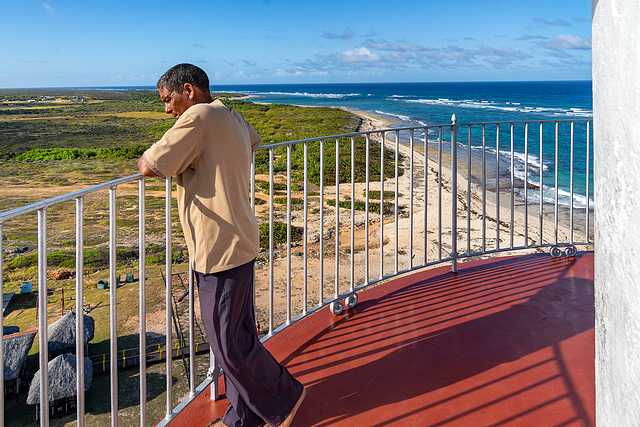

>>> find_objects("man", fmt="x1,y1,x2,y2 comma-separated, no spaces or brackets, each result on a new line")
138,63,305,427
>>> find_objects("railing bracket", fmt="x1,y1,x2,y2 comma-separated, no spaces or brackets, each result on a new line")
549,244,577,258
330,292,358,316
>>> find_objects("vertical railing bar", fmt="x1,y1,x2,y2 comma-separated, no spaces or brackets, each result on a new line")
495,123,500,251
379,132,385,279
75,196,86,427
554,121,559,244
539,122,544,245
188,262,195,396
409,129,415,268
510,123,515,249
138,179,147,426
251,153,256,209
586,121,591,242
438,127,443,261
570,121,575,243
450,115,458,274
394,130,399,274
482,125,486,254
334,138,340,300
109,186,119,426
0,221,3,427
303,142,309,314
524,123,529,247
209,348,218,400
164,177,172,421
365,135,370,285
467,125,471,255
350,136,355,292
287,144,292,324
251,153,257,312
424,127,429,265
268,148,274,333
38,208,49,426
319,140,325,305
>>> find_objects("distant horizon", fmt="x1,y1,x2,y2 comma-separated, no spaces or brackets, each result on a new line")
1,79,593,91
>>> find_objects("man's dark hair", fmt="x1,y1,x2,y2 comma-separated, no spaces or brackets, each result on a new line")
157,63,210,93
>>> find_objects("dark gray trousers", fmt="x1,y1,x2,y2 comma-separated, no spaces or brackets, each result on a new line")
195,260,303,427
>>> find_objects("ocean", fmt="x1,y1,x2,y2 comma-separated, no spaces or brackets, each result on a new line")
212,81,593,209
94,81,594,208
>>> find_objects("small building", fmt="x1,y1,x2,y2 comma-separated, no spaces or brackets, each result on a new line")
27,354,93,420
48,312,95,359
3,329,37,395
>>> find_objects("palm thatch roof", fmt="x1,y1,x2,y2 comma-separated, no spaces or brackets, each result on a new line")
3,325,20,335
3,330,37,380
26,354,93,404
48,312,95,352
2,292,15,316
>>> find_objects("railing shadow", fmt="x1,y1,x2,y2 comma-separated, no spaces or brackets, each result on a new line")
283,253,594,426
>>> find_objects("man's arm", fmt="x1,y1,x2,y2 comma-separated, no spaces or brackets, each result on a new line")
138,155,158,177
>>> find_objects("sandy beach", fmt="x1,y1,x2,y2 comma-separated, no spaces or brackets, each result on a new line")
250,109,593,331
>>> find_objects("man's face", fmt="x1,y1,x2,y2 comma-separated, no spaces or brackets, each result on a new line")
158,86,193,119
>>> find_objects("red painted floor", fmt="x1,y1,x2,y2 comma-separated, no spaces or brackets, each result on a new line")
169,252,594,427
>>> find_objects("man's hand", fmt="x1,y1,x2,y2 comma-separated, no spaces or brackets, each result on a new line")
138,156,158,177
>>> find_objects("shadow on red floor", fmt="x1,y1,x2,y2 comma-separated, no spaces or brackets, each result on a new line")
170,252,594,427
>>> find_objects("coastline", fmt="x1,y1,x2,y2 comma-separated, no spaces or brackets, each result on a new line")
344,107,591,251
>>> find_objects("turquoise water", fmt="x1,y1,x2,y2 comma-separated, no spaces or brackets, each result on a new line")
214,81,593,209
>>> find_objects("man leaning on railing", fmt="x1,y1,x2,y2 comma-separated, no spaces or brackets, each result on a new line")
137,63,305,427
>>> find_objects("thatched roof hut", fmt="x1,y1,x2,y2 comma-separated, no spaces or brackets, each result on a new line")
3,330,37,381
48,312,95,353
26,354,93,405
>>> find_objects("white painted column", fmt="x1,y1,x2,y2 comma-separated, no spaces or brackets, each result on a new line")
592,0,640,424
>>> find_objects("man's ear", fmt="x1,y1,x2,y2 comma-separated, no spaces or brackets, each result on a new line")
183,83,196,100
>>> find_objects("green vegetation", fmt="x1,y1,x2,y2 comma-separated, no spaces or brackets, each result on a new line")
368,190,401,200
259,221,304,249
326,198,395,215
253,135,400,186
14,145,148,161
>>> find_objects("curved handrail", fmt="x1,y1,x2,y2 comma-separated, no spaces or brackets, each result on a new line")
0,118,593,427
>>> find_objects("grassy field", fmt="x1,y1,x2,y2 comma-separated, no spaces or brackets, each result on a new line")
0,88,399,426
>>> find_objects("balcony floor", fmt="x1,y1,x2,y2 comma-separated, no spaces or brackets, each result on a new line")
170,251,594,427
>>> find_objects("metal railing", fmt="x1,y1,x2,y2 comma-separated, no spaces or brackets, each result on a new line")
0,117,593,426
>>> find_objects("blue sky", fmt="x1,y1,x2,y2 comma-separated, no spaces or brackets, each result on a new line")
0,0,591,88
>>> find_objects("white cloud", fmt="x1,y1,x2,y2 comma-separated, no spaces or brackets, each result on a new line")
543,34,591,49
516,34,548,41
364,41,426,53
42,3,54,14
275,68,305,77
337,47,381,63
110,73,146,82
534,17,572,27
212,71,227,81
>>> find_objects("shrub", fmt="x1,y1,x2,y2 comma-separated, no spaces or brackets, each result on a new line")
259,221,303,249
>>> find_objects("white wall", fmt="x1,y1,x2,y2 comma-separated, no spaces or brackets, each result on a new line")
592,0,640,424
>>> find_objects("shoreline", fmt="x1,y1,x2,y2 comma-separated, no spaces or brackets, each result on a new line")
345,107,593,247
